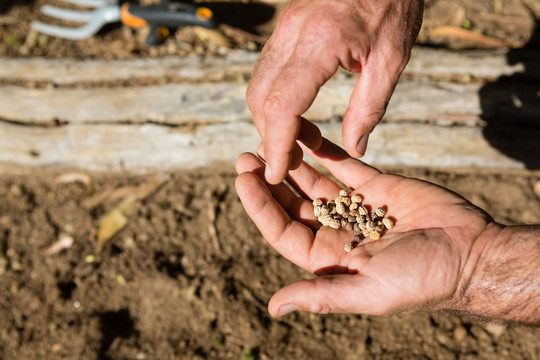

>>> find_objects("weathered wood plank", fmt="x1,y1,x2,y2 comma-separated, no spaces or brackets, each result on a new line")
3,77,539,126
0,51,260,85
0,47,535,85
0,80,489,125
0,121,534,173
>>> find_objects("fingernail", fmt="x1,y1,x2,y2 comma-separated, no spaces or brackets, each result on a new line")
264,164,273,182
277,304,298,317
356,135,369,156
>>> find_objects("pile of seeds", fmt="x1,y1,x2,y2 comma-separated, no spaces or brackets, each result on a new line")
313,190,395,253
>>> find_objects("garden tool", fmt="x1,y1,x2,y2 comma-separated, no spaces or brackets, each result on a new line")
31,0,216,45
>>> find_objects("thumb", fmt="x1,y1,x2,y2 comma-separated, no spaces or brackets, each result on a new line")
342,59,403,158
268,275,395,317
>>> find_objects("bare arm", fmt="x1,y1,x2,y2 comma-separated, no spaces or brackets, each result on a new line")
449,224,540,324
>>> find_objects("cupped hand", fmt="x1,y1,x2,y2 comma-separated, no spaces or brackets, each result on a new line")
246,0,424,185
235,138,494,317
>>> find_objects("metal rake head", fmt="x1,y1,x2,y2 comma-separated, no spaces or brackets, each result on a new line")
31,0,121,40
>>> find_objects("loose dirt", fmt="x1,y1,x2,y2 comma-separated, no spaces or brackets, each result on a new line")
1,167,539,359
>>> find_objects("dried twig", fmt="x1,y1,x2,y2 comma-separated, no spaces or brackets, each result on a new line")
429,26,507,47
219,24,268,44
205,189,221,251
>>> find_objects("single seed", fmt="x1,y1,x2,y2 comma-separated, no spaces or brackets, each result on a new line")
313,199,323,207
314,206,321,217
328,201,336,215
348,215,356,223
336,202,346,215
344,242,353,253
318,214,333,223
345,223,353,231
369,231,381,240
341,196,351,207
353,234,363,242
358,205,368,216
339,190,348,197
327,219,341,229
351,194,363,203
353,223,361,232
341,218,348,228
320,205,330,216
375,207,386,217
382,217,395,229
349,202,359,211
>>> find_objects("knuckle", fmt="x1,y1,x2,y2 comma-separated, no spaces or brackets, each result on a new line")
263,94,287,118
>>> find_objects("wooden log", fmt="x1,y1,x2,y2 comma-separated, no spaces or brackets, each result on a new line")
2,78,539,126
0,80,484,125
0,47,536,85
0,121,535,173
0,51,260,85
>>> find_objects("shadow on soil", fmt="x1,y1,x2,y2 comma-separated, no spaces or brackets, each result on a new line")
97,309,137,359
0,0,33,13
479,20,540,169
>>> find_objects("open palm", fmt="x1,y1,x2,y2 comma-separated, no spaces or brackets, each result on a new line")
235,138,494,317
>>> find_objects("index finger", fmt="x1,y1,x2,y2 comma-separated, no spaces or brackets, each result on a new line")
263,46,339,185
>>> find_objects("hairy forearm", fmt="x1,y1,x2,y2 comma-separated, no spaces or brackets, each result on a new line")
451,224,540,324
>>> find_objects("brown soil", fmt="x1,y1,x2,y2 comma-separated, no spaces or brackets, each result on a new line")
1,0,540,359
1,167,539,359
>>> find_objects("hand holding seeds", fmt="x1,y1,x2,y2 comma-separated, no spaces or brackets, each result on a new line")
236,138,493,319
313,189,395,253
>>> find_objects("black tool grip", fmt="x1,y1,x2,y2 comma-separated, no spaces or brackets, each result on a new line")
126,2,216,30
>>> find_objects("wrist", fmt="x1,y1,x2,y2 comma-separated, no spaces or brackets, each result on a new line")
447,223,540,324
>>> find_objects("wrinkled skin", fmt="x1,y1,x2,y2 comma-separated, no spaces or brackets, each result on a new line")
235,138,496,317
247,0,424,185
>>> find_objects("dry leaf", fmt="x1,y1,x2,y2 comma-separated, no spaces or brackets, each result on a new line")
96,207,129,254
192,26,231,48
94,174,171,254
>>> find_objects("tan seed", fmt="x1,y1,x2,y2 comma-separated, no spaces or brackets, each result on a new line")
314,206,321,217
375,207,386,218
335,202,346,215
382,217,395,229
313,199,323,207
351,194,363,203
344,242,353,253
339,190,348,197
327,219,341,229
320,205,330,216
358,205,368,216
369,231,381,240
